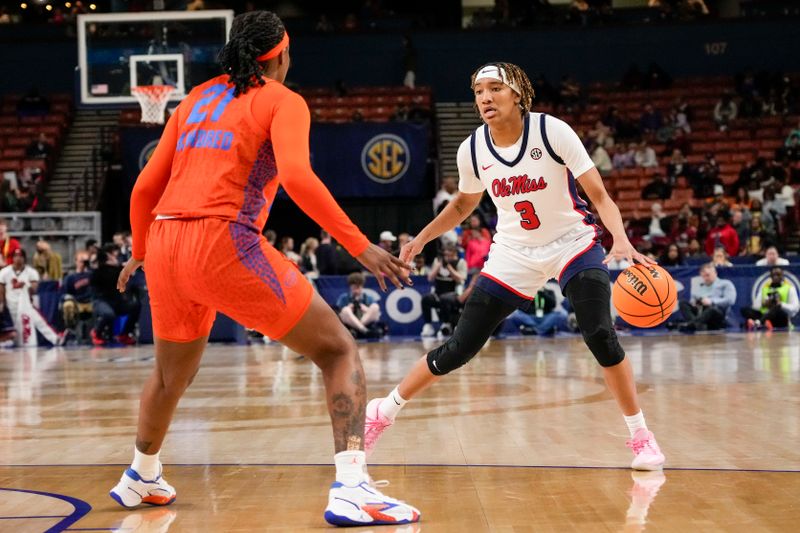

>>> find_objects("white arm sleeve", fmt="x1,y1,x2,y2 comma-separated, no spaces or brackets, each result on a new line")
546,115,596,178
753,288,764,309
782,286,800,316
456,138,486,194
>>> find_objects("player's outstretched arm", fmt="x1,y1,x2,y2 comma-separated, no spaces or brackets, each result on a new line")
398,191,482,264
119,112,179,293
270,92,410,290
578,167,654,266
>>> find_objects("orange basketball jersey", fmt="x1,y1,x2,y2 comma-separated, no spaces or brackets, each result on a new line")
130,75,369,260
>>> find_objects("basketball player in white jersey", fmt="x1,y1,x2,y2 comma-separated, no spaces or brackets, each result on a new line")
365,63,665,470
0,248,63,347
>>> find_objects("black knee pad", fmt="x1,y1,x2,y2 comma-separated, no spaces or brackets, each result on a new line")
426,334,479,376
565,269,625,367
426,286,515,376
581,322,625,367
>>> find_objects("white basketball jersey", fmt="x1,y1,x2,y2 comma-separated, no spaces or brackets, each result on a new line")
457,112,598,248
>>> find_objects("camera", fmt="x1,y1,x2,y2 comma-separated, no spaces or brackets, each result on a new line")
767,291,781,305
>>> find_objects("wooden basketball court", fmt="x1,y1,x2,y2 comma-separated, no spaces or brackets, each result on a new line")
1,332,798,532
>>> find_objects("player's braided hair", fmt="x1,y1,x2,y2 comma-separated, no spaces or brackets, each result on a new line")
218,11,285,97
470,62,535,118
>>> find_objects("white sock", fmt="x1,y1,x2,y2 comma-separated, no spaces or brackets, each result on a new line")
378,386,408,420
623,411,648,438
334,450,368,486
132,447,160,480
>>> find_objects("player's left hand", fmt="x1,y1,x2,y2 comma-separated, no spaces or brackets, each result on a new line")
603,239,655,266
117,258,144,293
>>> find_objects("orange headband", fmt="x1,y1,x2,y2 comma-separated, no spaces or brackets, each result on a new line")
256,32,289,62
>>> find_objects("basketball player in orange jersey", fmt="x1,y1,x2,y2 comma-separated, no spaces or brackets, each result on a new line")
365,63,666,471
109,11,420,527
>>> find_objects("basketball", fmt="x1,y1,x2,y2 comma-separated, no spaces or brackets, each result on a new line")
612,264,676,328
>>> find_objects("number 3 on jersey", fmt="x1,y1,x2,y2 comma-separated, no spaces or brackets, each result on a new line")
514,200,541,230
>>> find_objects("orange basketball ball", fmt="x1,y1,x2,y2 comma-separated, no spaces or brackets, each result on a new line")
612,264,677,328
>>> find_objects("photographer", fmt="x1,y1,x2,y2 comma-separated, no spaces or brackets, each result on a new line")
420,244,467,337
335,271,384,339
90,244,140,346
741,267,799,330
508,285,568,336
677,263,737,332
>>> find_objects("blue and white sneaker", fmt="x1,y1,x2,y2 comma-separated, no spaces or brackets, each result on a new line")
325,481,420,526
109,466,176,508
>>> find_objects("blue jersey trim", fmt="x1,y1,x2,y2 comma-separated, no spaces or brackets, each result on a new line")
539,114,565,165
476,274,533,311
484,113,530,167
558,245,608,293
470,131,480,181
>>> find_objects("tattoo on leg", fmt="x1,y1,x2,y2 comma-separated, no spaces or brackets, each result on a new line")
332,393,355,420
330,378,365,452
136,439,153,454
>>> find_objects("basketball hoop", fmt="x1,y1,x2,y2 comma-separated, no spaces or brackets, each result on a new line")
131,85,176,124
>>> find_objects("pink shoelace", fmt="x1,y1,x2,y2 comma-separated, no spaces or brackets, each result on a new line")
364,412,393,452
626,435,652,455
365,417,392,438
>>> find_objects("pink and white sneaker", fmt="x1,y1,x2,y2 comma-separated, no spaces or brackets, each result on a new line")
626,428,665,471
364,398,394,456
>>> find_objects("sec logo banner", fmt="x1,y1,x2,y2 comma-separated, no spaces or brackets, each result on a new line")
361,134,410,184
138,139,160,171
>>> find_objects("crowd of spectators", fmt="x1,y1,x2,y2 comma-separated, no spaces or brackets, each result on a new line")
0,0,92,26
1,89,60,213
561,67,800,273
0,168,49,213
621,191,795,267
0,219,140,348
4,0,793,30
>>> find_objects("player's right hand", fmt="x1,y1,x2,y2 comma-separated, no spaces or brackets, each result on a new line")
356,244,412,292
117,258,144,293
399,239,424,265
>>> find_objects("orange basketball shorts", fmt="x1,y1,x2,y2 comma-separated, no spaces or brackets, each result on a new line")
144,217,313,342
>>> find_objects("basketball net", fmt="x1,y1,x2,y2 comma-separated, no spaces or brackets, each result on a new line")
131,85,176,125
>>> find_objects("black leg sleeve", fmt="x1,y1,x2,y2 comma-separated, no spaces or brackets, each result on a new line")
426,286,516,376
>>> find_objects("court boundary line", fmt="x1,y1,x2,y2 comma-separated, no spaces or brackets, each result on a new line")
0,515,67,520
0,487,92,533
1,463,798,473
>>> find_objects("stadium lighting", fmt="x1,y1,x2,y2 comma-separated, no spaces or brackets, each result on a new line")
89,3,96,9
45,4,52,10
20,2,27,8
65,1,71,6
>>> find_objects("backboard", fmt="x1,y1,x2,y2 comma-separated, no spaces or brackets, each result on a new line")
77,10,233,105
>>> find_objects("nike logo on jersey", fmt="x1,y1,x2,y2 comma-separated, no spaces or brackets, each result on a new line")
481,164,494,171
492,175,548,198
